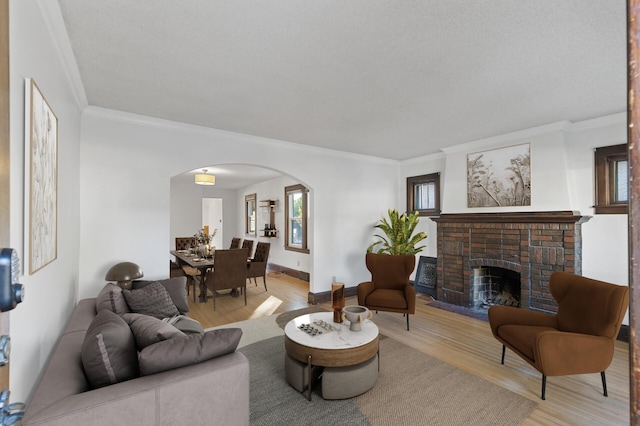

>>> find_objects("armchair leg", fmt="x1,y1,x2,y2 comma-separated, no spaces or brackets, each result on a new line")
406,314,410,331
601,371,608,397
501,345,505,364
541,374,546,400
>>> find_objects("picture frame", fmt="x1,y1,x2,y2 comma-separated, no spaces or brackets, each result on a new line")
414,256,437,298
467,143,531,208
24,78,58,274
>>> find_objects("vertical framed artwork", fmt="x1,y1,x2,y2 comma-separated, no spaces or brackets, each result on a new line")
467,143,531,208
24,79,58,274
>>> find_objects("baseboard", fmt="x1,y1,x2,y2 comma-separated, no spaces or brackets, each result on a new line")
308,287,358,304
267,263,310,282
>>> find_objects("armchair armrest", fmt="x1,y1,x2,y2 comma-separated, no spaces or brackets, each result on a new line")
535,331,614,376
357,281,375,305
488,305,558,338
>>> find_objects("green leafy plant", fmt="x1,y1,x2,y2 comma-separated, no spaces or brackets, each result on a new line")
367,209,427,255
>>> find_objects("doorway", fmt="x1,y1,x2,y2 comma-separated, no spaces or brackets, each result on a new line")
202,198,223,249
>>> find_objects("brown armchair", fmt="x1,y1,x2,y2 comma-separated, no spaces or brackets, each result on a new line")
203,248,249,310
357,252,416,330
488,271,629,400
247,242,270,291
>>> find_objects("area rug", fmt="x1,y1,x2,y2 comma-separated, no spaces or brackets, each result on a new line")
427,300,489,322
239,334,537,425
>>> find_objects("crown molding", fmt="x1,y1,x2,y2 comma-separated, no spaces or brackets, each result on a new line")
36,0,88,110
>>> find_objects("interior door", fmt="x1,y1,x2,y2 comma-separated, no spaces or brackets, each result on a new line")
202,198,223,249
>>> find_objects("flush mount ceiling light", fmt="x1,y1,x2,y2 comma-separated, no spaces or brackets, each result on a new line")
194,169,215,185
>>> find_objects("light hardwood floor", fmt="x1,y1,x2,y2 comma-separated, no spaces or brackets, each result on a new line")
187,272,630,426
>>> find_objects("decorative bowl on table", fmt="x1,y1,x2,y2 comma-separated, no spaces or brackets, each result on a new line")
342,306,372,332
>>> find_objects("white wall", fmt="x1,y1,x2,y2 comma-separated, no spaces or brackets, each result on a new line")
9,1,82,402
79,108,399,299
170,178,237,252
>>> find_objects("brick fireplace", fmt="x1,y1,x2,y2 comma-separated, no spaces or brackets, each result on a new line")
431,211,590,312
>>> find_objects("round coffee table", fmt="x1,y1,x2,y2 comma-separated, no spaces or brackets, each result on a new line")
284,311,379,400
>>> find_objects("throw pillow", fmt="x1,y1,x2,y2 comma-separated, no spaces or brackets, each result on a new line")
122,313,185,351
81,310,139,388
95,283,130,315
164,315,204,335
133,278,189,314
139,328,243,376
123,281,180,319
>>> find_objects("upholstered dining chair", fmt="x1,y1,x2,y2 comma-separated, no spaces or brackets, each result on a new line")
242,239,254,258
203,248,249,310
230,237,242,249
175,237,198,300
175,237,195,251
247,242,270,291
357,252,416,330
488,271,629,400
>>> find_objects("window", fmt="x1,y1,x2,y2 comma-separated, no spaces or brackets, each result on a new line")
285,184,309,253
595,144,628,214
245,193,256,235
407,173,441,216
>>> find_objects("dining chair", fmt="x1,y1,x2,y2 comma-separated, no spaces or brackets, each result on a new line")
242,239,254,257
175,237,198,299
230,237,242,249
203,248,249,310
247,242,270,291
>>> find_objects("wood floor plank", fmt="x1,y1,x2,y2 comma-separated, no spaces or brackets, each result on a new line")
186,272,630,425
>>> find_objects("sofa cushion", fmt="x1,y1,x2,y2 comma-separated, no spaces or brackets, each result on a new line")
123,281,180,319
139,328,242,375
96,283,131,315
133,277,189,314
81,310,139,388
122,313,185,351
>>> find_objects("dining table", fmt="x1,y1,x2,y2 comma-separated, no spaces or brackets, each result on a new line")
171,249,244,302
171,249,215,302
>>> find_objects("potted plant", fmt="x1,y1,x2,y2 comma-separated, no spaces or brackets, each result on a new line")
367,209,427,255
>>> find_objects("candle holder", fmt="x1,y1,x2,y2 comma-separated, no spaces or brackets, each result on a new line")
331,283,345,323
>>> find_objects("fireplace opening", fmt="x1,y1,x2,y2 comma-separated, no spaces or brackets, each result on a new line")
472,267,521,309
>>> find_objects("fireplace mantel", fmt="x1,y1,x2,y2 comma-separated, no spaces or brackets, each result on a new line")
432,210,590,224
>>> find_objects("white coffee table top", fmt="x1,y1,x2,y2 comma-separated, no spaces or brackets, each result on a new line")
284,311,378,350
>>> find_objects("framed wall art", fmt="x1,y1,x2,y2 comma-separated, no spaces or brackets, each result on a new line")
467,143,531,208
24,78,58,274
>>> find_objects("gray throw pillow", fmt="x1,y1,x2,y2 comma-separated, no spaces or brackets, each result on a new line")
81,310,139,389
96,283,131,315
132,277,189,314
138,328,243,376
123,281,180,319
122,313,185,351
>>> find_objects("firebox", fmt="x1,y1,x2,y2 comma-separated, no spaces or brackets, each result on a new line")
471,266,521,309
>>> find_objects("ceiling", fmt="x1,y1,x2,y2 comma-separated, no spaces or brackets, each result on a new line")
58,1,626,167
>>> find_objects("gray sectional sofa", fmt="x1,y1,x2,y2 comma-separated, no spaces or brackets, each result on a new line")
22,278,250,425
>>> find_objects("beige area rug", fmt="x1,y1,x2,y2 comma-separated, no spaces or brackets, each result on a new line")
356,336,537,425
